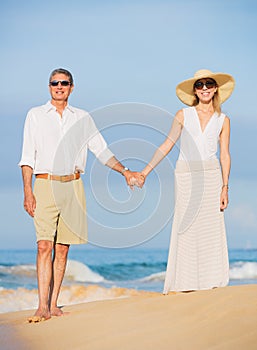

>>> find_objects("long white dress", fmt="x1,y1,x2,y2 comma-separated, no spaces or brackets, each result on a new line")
163,107,229,293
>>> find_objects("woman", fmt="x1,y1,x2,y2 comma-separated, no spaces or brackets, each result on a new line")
139,69,235,293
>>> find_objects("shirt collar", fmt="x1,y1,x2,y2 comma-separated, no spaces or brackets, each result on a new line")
44,101,75,113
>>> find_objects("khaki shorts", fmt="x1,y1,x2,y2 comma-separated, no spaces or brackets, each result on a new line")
33,178,87,244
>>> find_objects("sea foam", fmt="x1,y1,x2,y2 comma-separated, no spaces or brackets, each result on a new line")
229,261,257,280
65,260,104,283
0,259,105,284
0,285,143,314
139,271,165,282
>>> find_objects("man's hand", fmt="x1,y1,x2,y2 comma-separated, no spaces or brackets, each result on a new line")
104,157,145,189
24,191,36,217
124,171,145,189
21,165,36,217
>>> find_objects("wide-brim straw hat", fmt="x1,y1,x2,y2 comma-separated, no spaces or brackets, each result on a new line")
176,69,235,106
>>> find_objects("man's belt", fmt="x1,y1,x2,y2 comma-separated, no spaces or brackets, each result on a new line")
35,173,80,182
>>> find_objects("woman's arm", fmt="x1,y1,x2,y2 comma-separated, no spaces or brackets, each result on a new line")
141,110,183,178
219,116,231,210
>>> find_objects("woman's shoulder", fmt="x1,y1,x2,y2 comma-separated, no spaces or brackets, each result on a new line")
175,106,195,124
219,114,230,134
219,111,229,119
219,113,230,124
223,115,230,126
174,109,184,125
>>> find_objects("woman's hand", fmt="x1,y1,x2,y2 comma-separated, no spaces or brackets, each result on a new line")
129,173,145,188
124,171,145,189
220,186,229,211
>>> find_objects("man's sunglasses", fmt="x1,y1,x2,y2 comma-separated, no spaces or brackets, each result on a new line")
49,80,72,87
194,80,216,90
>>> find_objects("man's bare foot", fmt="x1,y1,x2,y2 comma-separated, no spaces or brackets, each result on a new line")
27,315,46,323
27,308,51,323
50,306,69,317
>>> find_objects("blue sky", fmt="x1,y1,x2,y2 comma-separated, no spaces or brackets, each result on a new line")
0,0,257,249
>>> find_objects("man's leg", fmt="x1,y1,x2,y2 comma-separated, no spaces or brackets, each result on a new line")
49,243,70,316
33,240,53,320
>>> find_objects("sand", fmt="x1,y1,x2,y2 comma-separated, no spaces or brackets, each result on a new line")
1,284,257,350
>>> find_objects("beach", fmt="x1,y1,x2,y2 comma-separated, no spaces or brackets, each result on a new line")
1,284,257,350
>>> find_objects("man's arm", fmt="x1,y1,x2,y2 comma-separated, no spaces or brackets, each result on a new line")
86,115,144,188
21,165,36,217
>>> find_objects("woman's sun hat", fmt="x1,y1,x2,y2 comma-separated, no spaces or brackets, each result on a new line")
176,69,235,106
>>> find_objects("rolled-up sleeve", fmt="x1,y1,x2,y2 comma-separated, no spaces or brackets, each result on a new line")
18,111,36,169
87,115,114,165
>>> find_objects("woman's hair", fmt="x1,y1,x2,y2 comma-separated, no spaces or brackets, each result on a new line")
192,79,221,114
49,68,74,85
212,91,221,114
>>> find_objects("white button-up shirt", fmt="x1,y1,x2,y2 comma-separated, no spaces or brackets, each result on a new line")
19,101,114,175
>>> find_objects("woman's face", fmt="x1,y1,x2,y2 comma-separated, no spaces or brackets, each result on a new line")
194,78,217,103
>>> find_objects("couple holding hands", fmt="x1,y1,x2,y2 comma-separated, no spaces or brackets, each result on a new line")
19,67,235,321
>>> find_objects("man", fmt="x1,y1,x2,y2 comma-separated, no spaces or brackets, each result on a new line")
19,68,143,322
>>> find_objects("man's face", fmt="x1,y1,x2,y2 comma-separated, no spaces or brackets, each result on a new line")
49,73,74,102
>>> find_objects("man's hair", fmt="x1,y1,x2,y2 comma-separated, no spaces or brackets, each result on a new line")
49,68,74,85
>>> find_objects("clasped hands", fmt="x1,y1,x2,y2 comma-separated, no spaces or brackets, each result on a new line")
123,171,145,189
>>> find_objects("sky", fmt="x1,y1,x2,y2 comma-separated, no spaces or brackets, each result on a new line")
0,0,257,250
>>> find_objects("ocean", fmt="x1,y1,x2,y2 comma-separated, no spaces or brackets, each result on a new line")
0,247,257,314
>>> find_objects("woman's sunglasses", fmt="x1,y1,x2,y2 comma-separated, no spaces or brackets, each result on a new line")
49,80,72,87
194,80,217,90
